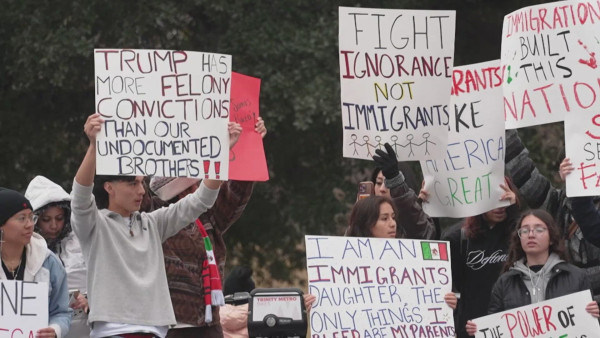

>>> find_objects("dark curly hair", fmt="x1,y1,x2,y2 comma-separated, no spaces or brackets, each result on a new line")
502,209,566,272
347,196,397,237
462,176,520,240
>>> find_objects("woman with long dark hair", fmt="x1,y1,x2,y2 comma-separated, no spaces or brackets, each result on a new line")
466,209,599,335
346,195,457,309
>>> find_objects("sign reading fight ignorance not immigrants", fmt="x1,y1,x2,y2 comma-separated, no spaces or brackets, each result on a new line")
94,49,232,179
0,281,48,337
339,7,456,161
420,60,509,218
473,291,599,338
306,236,454,338
501,0,600,129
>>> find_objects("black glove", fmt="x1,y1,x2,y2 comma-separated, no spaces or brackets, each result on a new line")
373,143,399,179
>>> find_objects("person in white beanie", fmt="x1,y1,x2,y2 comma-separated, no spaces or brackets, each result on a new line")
147,117,265,338
70,113,240,338
25,175,90,338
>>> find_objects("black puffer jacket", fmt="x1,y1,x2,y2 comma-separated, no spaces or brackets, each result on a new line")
488,262,590,314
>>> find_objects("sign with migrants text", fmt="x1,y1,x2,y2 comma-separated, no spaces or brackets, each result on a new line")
229,72,269,181
473,290,599,338
339,7,456,161
0,280,48,336
501,0,600,129
306,235,454,338
94,48,232,179
420,60,509,217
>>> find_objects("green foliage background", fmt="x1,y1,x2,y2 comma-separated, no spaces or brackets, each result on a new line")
0,0,561,285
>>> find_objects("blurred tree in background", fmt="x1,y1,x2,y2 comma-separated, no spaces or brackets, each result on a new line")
0,0,558,285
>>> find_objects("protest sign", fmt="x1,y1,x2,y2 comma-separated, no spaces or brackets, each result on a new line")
306,235,454,338
501,0,600,129
94,49,231,179
420,60,508,217
339,7,456,161
473,290,599,338
0,280,48,336
228,72,269,181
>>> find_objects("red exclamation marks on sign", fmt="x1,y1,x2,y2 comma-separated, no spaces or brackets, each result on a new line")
215,162,221,179
203,160,210,179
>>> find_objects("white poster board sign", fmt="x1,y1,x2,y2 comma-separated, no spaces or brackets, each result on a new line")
501,0,600,129
306,235,454,338
339,7,455,161
420,60,509,217
473,290,599,338
94,48,231,179
0,280,48,336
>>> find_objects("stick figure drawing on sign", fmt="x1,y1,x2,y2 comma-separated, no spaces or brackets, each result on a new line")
403,134,416,157
417,132,436,156
390,135,401,155
362,135,376,157
349,134,360,155
374,135,384,150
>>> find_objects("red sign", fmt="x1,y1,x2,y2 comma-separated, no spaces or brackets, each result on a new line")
229,72,269,181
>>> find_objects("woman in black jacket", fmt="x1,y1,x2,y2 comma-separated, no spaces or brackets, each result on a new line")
466,209,599,336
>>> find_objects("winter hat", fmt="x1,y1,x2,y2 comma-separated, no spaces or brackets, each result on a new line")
25,175,71,212
149,177,201,201
223,266,256,296
0,188,33,226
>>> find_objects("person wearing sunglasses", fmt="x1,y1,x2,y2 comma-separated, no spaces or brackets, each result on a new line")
0,188,72,337
466,209,599,336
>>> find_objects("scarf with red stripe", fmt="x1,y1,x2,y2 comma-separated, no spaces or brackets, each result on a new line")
195,219,224,323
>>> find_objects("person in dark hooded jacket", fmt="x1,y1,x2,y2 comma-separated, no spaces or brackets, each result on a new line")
465,209,599,336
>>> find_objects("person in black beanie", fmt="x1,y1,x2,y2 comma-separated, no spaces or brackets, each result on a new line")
371,143,436,239
0,188,72,338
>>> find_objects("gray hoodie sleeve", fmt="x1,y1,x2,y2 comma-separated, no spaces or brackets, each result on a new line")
147,180,220,242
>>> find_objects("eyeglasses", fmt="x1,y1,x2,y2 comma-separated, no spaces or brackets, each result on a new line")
517,227,547,238
12,214,38,225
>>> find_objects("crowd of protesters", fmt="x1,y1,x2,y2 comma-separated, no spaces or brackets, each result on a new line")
2,111,600,338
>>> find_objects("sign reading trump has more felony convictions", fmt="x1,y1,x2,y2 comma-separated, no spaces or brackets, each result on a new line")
306,235,454,338
339,7,456,161
420,60,509,218
94,49,232,179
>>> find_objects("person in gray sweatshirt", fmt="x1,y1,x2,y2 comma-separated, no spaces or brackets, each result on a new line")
465,209,599,336
70,113,233,338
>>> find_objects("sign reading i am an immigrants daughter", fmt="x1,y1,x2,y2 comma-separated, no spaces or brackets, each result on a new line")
306,235,454,338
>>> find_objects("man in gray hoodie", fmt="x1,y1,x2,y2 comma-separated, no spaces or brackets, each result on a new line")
70,113,231,338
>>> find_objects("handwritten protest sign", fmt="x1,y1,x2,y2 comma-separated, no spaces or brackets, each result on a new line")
339,7,455,161
501,0,600,129
229,72,269,181
420,60,509,217
306,235,454,338
94,49,231,179
473,290,599,338
0,280,48,336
